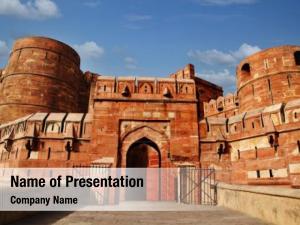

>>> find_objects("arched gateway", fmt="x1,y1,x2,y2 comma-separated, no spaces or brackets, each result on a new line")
119,126,168,200
126,137,161,168
119,125,169,168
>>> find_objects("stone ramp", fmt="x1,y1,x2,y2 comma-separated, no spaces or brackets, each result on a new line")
9,206,270,225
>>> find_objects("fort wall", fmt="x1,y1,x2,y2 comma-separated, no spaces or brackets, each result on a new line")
0,112,93,167
0,37,299,188
201,99,300,187
201,46,300,188
0,37,90,124
237,45,300,112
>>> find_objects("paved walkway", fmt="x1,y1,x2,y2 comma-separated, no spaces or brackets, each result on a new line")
10,203,270,225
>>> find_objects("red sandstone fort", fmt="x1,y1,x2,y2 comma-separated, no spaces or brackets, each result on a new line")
0,37,300,188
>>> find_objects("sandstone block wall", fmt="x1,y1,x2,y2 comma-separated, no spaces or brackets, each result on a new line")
90,74,200,167
0,37,91,124
201,46,300,187
0,112,93,168
237,45,300,112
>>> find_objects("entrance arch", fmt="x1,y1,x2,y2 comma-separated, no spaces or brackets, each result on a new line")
119,125,170,168
124,136,162,200
126,137,161,168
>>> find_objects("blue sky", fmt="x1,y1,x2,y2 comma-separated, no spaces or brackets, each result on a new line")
0,0,299,93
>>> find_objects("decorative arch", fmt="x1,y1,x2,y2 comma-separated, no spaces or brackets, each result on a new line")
179,84,190,94
140,83,153,94
119,126,169,167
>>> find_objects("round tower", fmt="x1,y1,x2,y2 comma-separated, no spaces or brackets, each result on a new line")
237,45,300,112
0,36,85,123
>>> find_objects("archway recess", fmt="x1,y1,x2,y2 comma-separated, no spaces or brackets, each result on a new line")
119,125,169,168
126,137,161,168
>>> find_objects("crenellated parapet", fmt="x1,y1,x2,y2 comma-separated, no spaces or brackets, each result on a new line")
202,101,292,139
169,64,195,79
284,99,300,123
93,75,197,101
200,97,300,187
203,45,300,119
0,112,92,167
91,64,223,113
203,92,239,118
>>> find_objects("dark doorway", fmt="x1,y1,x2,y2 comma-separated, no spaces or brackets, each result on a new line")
125,137,161,201
126,137,161,168
126,143,148,168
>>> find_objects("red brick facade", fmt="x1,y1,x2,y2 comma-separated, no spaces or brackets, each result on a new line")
0,37,91,123
0,37,299,188
202,46,300,188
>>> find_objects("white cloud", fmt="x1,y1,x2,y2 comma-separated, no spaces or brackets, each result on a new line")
0,40,9,59
188,49,236,65
188,43,261,66
232,43,261,59
196,0,257,6
126,14,152,22
124,57,138,70
73,41,104,60
197,69,236,90
0,0,60,20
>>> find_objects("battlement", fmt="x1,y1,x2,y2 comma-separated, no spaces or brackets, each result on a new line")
0,112,92,167
200,98,300,187
201,98,300,162
93,66,198,102
203,45,300,118
202,99,300,138
0,112,92,141
203,93,239,118
169,64,195,79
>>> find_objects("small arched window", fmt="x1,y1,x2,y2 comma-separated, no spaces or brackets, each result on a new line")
241,63,251,75
217,101,223,111
141,83,152,94
180,84,189,94
294,51,300,65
